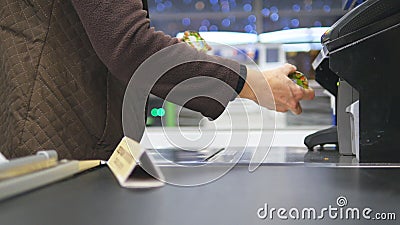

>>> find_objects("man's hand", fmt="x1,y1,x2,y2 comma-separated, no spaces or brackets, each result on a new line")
239,64,315,114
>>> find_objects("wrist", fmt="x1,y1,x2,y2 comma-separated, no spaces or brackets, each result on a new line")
239,70,257,102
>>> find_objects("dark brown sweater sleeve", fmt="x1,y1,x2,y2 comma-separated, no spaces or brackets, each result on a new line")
70,0,247,119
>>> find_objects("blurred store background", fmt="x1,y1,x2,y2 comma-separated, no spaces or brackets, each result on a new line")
145,0,348,130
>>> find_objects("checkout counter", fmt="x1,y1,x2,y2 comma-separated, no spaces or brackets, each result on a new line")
1,1,400,224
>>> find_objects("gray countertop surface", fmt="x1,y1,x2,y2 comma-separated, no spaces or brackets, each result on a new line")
0,161,399,225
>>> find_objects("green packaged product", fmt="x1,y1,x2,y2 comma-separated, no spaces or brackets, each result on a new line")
288,71,309,89
182,31,211,52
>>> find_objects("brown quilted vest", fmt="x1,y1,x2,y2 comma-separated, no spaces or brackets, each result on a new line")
0,0,125,160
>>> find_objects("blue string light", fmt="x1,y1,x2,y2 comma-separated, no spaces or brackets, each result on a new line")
323,5,331,13
270,13,279,22
291,18,300,27
156,3,165,12
292,4,300,12
270,6,278,14
201,19,210,27
209,25,219,31
248,15,256,23
244,24,253,33
182,17,191,26
314,21,322,27
243,3,252,12
261,8,270,17
199,25,208,32
222,18,231,27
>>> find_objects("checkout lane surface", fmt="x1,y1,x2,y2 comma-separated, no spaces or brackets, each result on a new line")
0,163,399,225
0,146,399,225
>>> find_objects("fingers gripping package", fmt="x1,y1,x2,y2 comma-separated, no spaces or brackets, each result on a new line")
288,71,309,89
182,31,211,52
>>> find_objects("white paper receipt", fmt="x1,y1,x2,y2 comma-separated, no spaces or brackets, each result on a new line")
0,152,9,164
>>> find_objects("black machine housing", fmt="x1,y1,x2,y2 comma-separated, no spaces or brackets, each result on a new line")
308,0,400,162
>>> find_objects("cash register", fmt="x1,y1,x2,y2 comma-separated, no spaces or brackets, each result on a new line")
305,0,400,163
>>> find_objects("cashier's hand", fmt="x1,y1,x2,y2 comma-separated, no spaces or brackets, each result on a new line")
239,64,315,114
